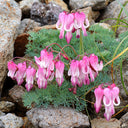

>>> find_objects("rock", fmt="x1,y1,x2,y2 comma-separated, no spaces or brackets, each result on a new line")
0,101,15,113
19,0,39,18
17,18,41,35
0,111,5,117
34,24,56,31
9,85,26,109
0,113,24,128
69,0,111,11
120,112,128,128
14,33,29,57
91,118,121,128
99,0,128,35
22,117,35,128
15,0,22,2
27,106,90,128
47,0,69,11
95,23,112,30
0,0,21,97
30,1,63,26
77,7,100,25
113,60,128,114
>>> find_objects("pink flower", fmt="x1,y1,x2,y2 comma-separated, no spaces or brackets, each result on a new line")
78,58,90,87
94,83,120,121
89,54,103,82
36,66,47,89
56,11,89,44
94,85,104,113
55,61,65,86
35,49,54,70
103,88,114,121
89,54,103,72
14,62,26,85
68,60,79,86
25,66,36,91
56,11,67,39
7,61,17,79
74,12,89,36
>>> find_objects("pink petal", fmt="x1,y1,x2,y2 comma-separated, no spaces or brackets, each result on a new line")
65,31,73,44
94,86,104,113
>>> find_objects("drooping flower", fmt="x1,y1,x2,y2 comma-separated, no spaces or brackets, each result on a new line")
14,62,26,85
68,60,80,86
89,54,103,72
35,49,54,70
36,66,47,89
94,83,120,121
55,60,65,86
103,87,114,121
94,85,104,113
25,66,36,91
7,61,17,79
56,11,89,44
56,11,67,39
74,12,89,37
89,54,103,82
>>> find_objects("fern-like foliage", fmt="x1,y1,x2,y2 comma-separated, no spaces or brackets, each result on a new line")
23,24,128,111
23,71,110,111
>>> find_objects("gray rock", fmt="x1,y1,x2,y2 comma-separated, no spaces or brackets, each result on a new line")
0,111,5,117
0,113,24,128
91,118,121,128
17,18,41,35
27,106,90,128
120,112,128,128
9,85,26,109
0,0,21,97
69,0,111,11
77,7,100,25
31,1,63,26
0,101,15,113
19,0,39,18
99,0,128,35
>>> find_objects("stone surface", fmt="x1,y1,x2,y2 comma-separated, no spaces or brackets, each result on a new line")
120,112,128,128
27,106,90,128
0,113,24,128
0,0,21,96
19,0,39,18
0,111,5,117
69,0,111,10
47,0,69,11
14,33,29,57
0,101,15,113
17,18,41,35
94,23,112,30
22,117,35,128
34,24,56,31
9,85,26,108
31,1,63,26
91,118,121,128
114,60,128,113
78,7,100,25
99,0,128,35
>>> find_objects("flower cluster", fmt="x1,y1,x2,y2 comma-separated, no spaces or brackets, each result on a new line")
7,49,65,91
68,54,103,94
94,83,120,121
7,49,103,93
56,11,89,43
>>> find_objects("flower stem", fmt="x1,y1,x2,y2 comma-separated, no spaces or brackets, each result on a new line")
79,30,84,58
46,43,67,55
61,45,78,56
